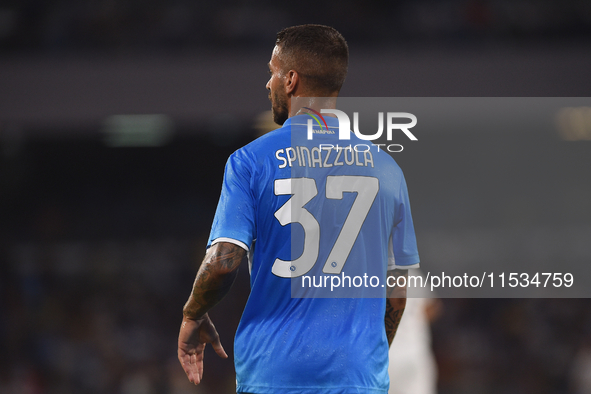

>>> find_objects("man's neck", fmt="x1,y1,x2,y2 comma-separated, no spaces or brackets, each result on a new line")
289,96,338,118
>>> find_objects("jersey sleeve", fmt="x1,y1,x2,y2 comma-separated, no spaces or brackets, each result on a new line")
388,174,420,270
207,149,256,251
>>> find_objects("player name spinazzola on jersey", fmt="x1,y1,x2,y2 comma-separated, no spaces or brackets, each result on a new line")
274,144,377,169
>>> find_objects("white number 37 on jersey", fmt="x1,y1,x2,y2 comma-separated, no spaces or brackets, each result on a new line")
272,175,379,278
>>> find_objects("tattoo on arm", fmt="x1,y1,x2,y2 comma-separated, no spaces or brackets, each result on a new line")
183,242,246,320
385,269,407,346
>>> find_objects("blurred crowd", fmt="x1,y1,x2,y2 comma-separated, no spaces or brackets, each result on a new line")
434,298,591,394
1,0,590,52
1,237,591,394
0,237,251,394
0,137,250,393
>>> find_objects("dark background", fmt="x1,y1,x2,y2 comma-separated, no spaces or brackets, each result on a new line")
1,1,591,393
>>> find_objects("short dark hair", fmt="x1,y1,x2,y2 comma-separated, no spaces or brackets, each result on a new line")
275,24,348,94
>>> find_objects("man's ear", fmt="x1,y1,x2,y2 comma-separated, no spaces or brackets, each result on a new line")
284,70,299,96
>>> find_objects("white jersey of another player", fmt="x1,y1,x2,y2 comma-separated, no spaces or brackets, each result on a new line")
389,277,439,394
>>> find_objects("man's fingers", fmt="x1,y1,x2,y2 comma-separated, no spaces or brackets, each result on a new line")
203,321,228,359
191,369,202,385
180,357,195,383
211,337,228,359
178,347,205,385
183,360,202,385
183,358,201,386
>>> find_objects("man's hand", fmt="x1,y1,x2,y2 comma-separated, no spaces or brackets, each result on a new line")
178,314,228,385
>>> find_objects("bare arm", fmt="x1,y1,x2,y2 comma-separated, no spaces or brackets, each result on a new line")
178,242,246,385
183,241,245,319
385,269,407,346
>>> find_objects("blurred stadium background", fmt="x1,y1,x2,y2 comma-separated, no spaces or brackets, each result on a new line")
1,1,591,393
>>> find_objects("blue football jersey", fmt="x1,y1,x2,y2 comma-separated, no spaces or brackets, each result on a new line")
207,114,419,393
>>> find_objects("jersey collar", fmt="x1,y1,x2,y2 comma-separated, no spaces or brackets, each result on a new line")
283,113,340,128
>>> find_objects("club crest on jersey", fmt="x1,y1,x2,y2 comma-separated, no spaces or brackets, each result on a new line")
302,107,335,136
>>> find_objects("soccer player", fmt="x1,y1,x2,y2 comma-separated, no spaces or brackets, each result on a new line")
178,24,420,393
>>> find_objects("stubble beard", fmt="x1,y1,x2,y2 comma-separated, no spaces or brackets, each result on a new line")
271,90,289,125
